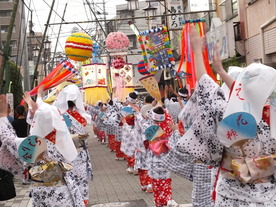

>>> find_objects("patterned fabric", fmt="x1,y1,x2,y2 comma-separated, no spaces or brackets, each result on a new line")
156,110,173,137
108,134,116,151
147,151,170,179
64,110,93,203
97,131,105,142
175,75,276,205
134,150,149,170
32,140,85,207
0,117,24,177
192,163,213,207
125,155,135,167
138,169,152,187
164,98,181,124
152,178,172,207
114,141,125,158
66,110,87,127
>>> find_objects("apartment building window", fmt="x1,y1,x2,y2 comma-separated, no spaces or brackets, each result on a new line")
1,40,17,48
128,35,137,49
219,0,238,21
232,0,238,15
0,10,12,17
1,25,15,33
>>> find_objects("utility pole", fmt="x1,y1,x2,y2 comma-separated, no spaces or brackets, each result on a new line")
31,0,55,89
50,3,67,70
0,0,19,93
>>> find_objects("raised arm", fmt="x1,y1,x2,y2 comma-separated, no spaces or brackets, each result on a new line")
212,45,234,89
189,25,207,81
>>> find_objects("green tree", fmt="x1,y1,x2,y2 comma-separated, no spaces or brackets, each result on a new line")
8,60,23,107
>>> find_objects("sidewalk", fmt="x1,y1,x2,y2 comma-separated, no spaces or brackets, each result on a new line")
0,126,192,207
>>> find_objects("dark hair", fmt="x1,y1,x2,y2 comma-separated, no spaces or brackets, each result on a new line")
169,94,177,102
67,101,75,108
161,97,165,104
98,102,103,107
179,87,188,96
108,100,113,106
153,106,164,115
145,95,154,104
129,92,138,100
15,105,25,116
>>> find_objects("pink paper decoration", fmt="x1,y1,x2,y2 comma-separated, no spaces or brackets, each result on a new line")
106,32,130,53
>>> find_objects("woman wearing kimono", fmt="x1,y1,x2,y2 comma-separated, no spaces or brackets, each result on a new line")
173,25,276,206
120,92,140,174
1,93,86,207
145,106,178,207
54,84,92,206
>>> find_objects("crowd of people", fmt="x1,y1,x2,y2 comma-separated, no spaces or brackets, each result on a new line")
0,25,276,207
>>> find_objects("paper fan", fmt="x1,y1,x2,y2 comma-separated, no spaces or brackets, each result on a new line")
145,125,165,142
18,136,47,163
217,112,257,147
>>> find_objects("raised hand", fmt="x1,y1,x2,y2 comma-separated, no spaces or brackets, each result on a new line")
212,44,224,74
190,24,205,53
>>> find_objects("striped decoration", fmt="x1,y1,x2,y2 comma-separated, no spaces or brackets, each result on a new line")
65,32,93,61
137,60,150,76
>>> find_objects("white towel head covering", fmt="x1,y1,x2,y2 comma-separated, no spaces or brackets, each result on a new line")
30,103,78,162
54,84,91,124
217,63,276,147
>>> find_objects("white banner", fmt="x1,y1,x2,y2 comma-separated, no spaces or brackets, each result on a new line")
189,0,209,12
167,0,184,30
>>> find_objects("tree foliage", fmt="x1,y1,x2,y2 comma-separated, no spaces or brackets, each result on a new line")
8,60,23,107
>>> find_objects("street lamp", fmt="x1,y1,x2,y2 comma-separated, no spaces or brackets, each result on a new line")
33,46,40,57
44,38,51,50
143,2,157,20
126,0,139,11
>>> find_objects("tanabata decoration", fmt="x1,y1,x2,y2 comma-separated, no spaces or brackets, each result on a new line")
178,19,216,90
106,31,130,69
137,60,151,76
137,26,175,74
65,32,93,61
92,42,100,63
82,63,110,105
29,59,78,96
111,64,135,102
139,75,161,101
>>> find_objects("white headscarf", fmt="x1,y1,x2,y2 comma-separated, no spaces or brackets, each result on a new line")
30,103,78,162
218,63,276,147
54,84,91,124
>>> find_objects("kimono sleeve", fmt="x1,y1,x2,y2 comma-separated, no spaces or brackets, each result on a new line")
0,117,24,176
175,74,227,166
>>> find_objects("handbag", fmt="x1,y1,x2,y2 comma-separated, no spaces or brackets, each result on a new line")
0,169,16,201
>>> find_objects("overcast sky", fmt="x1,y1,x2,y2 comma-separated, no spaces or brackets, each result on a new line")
27,0,127,54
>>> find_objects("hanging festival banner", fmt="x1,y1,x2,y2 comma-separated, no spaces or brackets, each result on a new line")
138,26,175,74
177,19,216,90
82,63,110,105
110,63,135,102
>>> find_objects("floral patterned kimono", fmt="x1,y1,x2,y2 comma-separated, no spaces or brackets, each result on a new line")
146,110,174,207
63,109,93,205
0,117,85,207
163,86,213,207
0,117,24,177
134,113,152,191
173,74,276,206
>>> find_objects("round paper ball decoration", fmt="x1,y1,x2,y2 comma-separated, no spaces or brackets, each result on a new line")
112,57,125,69
137,60,150,75
105,32,130,53
65,32,93,61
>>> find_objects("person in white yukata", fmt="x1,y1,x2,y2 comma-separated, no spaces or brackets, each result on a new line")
173,24,276,207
